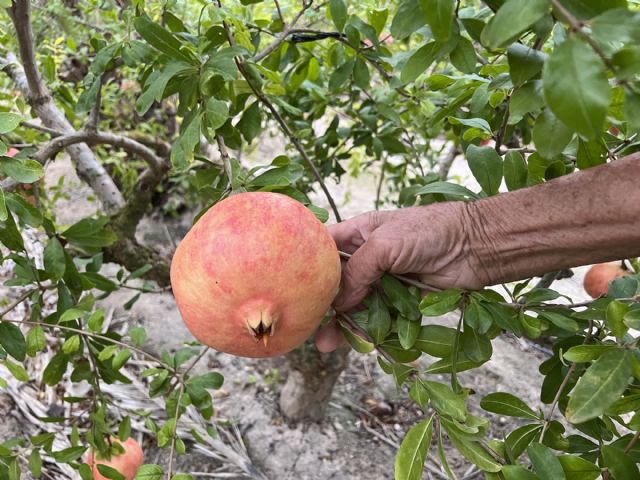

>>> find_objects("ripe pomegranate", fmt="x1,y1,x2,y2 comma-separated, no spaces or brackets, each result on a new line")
583,263,628,298
87,437,144,480
170,192,341,358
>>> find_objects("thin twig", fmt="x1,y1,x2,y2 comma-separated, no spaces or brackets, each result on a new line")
548,0,619,75
20,121,64,137
215,134,233,191
252,1,312,62
625,430,640,454
166,385,185,479
0,288,38,318
0,317,182,382
273,0,284,25
494,91,512,153
375,156,387,210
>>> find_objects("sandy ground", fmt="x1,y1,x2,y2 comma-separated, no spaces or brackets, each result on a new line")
0,148,597,479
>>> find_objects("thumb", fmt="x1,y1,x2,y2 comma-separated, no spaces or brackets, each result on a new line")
333,235,390,312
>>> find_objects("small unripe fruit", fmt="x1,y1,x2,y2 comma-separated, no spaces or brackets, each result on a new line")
583,263,627,298
87,437,144,480
170,192,341,358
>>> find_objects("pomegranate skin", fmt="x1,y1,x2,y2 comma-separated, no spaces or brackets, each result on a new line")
583,263,627,298
88,437,144,480
170,192,341,358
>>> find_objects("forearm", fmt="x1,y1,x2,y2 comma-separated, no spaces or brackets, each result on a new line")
466,153,640,285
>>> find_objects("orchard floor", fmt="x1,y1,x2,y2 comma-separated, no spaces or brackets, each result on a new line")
0,152,596,479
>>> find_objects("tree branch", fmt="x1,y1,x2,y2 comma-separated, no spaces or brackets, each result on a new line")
251,1,312,62
3,7,124,214
215,134,233,191
219,9,342,221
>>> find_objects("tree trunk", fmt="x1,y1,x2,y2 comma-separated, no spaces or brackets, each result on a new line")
279,342,350,422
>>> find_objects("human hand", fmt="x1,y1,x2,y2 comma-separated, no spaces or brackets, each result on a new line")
315,201,489,353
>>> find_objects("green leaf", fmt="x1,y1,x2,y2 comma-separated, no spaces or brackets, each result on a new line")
329,59,355,91
0,187,7,221
502,465,539,480
480,392,539,420
414,325,456,357
135,464,164,479
134,16,194,64
5,193,42,227
414,181,481,201
507,44,546,86
367,291,391,344
0,157,44,183
576,138,607,169
558,455,600,480
329,0,348,32
352,57,371,90
533,109,573,159
0,113,21,134
188,372,224,390
466,145,503,196
441,419,502,472
601,445,640,480
62,217,117,250
565,349,632,424
510,80,545,119
557,0,629,22
505,423,543,461
136,61,193,115
564,344,616,363
460,327,492,363
423,380,467,421
528,443,566,479
28,449,42,477
397,317,421,349
62,335,81,355
0,322,26,361
170,109,202,170
420,289,463,316
3,359,29,382
394,415,434,480
605,300,629,340
26,326,46,356
59,308,85,323
43,352,69,386
401,42,439,83
450,37,477,73
543,38,611,139
43,238,66,281
449,117,492,133
538,311,579,333
381,275,420,321
481,0,550,49
340,323,375,353
420,0,455,42
503,150,527,191
204,99,229,132
391,0,427,40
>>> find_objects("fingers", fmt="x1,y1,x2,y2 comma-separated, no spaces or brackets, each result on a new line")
333,234,390,312
315,319,346,353
328,213,377,254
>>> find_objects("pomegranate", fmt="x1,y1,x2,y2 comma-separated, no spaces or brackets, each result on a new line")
87,437,144,480
170,192,341,357
583,263,628,298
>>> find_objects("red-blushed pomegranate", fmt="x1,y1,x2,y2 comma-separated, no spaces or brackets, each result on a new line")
87,437,144,480
583,263,628,298
170,192,341,358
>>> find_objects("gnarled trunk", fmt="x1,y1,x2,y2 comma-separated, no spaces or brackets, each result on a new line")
279,342,350,422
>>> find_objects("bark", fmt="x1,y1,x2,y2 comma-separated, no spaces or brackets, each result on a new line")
279,342,350,422
5,0,124,214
